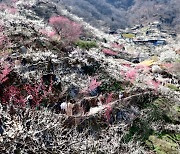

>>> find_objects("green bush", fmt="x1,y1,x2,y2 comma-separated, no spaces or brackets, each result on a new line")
166,84,180,91
76,40,98,50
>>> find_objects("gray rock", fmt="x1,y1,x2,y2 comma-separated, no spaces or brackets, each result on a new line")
152,65,163,74
19,46,27,54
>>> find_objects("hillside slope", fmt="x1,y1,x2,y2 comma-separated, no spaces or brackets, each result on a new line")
57,0,180,32
0,0,179,154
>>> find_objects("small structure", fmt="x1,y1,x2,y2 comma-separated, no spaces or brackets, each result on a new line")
131,24,143,30
133,39,166,46
109,30,118,35
121,33,136,39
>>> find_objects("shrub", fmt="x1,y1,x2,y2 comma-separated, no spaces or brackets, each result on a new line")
75,40,98,50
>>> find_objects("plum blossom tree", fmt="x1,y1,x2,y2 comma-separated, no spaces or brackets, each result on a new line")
147,79,160,91
49,16,82,45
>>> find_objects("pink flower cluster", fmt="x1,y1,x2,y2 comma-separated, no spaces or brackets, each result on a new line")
0,2,18,14
102,49,118,56
40,29,57,38
88,77,102,91
147,80,160,91
125,68,137,83
0,62,11,84
104,93,113,122
0,61,53,106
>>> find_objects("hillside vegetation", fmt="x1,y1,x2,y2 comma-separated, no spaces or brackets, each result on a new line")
0,0,179,153
58,0,180,32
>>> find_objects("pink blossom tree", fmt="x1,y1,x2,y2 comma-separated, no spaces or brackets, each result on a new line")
125,68,137,83
40,29,57,38
49,16,82,45
0,1,18,14
2,86,26,105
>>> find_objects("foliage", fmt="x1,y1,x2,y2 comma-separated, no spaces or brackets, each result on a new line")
123,118,154,143
122,33,135,39
100,79,124,93
59,0,180,32
75,40,98,50
123,97,175,143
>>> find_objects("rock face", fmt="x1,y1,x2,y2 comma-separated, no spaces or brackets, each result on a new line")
19,46,27,54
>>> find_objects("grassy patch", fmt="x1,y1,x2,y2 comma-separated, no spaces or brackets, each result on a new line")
147,134,179,154
123,98,175,143
166,84,180,91
123,118,154,143
75,40,98,50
